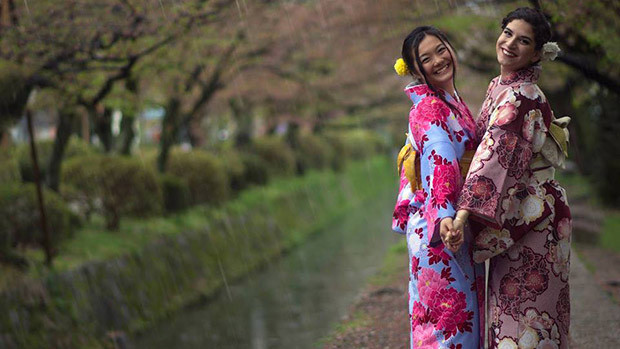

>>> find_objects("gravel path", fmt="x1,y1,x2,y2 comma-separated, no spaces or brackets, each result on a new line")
569,249,620,348
323,248,620,348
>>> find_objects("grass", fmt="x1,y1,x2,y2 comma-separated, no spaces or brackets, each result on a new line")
316,310,371,347
369,239,407,286
555,170,620,254
23,208,213,276
555,170,596,202
601,211,620,253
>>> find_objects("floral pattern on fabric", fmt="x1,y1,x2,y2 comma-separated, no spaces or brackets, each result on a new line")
458,66,572,349
391,83,484,349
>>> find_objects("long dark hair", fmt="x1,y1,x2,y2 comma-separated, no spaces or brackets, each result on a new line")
501,7,551,51
401,26,461,119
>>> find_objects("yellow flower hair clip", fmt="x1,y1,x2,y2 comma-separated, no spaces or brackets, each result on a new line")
394,58,409,76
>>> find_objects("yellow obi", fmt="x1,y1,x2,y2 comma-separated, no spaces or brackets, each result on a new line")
397,139,475,192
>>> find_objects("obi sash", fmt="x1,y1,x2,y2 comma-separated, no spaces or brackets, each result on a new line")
397,134,475,192
530,116,570,183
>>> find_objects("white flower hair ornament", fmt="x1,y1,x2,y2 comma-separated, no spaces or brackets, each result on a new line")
541,42,561,61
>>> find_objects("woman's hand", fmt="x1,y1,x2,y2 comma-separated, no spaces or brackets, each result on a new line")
449,210,470,252
440,218,462,253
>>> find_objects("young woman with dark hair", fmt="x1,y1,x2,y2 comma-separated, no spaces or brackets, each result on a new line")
452,7,571,349
392,26,484,349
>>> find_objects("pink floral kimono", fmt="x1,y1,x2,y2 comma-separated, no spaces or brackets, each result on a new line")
392,83,484,349
457,65,571,349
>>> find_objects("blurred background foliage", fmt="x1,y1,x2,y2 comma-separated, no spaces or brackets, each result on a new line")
0,0,619,268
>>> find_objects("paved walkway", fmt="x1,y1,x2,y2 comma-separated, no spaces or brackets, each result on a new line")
569,250,620,348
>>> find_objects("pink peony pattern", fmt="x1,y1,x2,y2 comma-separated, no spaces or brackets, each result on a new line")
429,287,474,339
411,323,439,349
394,199,413,231
418,268,450,305
431,160,461,207
411,301,429,327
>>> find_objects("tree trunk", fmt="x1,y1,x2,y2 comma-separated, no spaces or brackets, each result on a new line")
26,109,53,267
81,111,90,143
230,98,252,147
92,105,113,152
157,98,181,173
188,117,204,148
46,111,73,191
119,112,135,155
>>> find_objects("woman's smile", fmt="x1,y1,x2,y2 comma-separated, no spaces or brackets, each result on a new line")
433,62,450,75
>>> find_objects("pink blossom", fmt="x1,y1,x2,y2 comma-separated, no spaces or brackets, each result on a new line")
393,199,412,231
411,301,428,327
416,97,451,125
556,218,571,240
428,288,473,338
418,268,449,305
432,161,460,206
494,101,519,126
414,190,426,204
411,323,439,349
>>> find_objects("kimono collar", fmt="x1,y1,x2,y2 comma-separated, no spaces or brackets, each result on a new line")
404,83,459,106
500,64,541,85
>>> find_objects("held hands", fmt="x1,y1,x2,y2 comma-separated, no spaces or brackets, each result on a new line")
440,210,470,253
439,218,463,253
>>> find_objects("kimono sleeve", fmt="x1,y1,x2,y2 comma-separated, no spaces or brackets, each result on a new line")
413,97,462,244
391,133,416,234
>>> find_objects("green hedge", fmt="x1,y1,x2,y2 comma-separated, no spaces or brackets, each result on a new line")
0,182,81,252
340,129,389,160
240,152,270,187
159,174,190,213
166,149,229,205
0,149,20,183
252,137,296,177
295,134,335,173
61,155,162,230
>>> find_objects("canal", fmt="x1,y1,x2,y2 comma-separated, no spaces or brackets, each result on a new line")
133,189,400,348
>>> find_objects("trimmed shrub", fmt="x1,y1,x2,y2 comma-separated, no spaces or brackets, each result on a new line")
252,137,296,177
340,129,389,160
64,136,96,158
0,182,81,252
323,134,348,171
60,157,99,220
240,152,269,187
166,150,229,205
295,134,335,173
218,149,247,192
159,174,190,213
16,139,54,182
0,148,20,182
61,155,162,230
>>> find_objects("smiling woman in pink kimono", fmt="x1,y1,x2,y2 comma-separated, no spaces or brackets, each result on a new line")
392,26,484,349
452,8,572,349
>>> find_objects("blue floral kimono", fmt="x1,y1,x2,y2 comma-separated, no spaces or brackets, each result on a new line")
392,83,484,349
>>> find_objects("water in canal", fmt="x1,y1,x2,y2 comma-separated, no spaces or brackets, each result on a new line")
133,189,400,349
